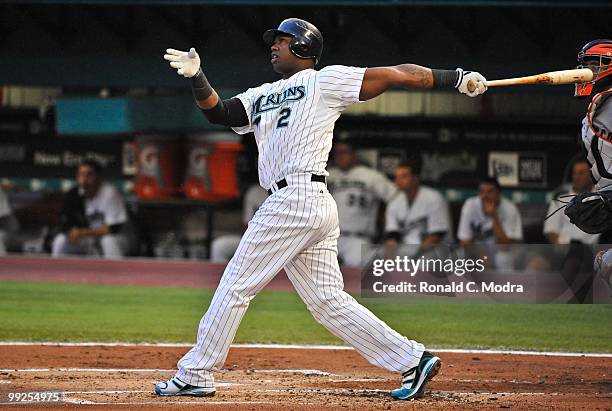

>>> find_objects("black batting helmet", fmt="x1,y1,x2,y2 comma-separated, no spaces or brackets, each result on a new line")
263,18,323,65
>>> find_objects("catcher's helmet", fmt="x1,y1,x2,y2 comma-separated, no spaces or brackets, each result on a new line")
575,39,612,97
263,18,323,65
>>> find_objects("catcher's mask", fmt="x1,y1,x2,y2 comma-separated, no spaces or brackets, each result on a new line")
575,39,612,97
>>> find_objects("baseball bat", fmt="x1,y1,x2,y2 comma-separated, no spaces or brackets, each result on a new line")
466,68,593,93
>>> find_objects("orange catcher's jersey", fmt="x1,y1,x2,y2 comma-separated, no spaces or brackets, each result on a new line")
231,66,366,190
582,88,612,191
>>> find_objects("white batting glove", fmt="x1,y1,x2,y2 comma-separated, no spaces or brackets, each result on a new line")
455,68,488,97
164,47,201,78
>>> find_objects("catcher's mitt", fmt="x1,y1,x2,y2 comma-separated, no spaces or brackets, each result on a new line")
564,190,612,234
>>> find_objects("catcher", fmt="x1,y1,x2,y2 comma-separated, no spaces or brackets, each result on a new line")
563,39,612,292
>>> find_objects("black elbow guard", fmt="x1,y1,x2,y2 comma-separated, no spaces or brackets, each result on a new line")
201,98,248,127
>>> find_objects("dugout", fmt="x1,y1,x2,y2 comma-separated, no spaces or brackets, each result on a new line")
0,0,609,257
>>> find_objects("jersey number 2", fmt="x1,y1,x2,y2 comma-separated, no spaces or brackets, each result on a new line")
277,108,291,128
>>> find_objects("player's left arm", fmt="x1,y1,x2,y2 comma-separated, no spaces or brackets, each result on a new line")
359,65,487,101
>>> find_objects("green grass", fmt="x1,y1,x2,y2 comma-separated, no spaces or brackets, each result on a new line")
0,281,610,352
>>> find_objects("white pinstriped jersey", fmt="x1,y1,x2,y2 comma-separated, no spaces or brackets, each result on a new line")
582,88,612,191
172,64,426,390
232,66,366,189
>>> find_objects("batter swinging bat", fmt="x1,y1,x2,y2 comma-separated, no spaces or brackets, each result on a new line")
467,68,593,93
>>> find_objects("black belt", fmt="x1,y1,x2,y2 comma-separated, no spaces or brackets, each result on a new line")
268,174,326,195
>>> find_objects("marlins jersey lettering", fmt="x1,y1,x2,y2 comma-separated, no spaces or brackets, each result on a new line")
232,66,366,189
582,88,612,191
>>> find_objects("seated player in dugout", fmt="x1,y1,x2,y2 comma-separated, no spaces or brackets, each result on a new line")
161,18,487,401
327,139,397,267
457,177,523,270
384,158,452,260
52,160,136,259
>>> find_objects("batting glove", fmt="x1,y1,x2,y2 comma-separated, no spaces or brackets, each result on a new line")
455,68,488,97
164,48,201,78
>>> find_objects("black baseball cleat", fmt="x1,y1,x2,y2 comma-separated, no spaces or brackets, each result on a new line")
390,351,442,400
155,376,216,397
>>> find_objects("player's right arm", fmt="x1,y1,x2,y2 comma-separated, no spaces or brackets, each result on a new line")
359,65,487,101
164,48,249,127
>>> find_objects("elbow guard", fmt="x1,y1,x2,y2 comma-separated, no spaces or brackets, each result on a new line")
201,98,248,127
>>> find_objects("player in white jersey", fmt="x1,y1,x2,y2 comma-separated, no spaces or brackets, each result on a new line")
328,141,397,267
159,17,487,400
457,177,522,270
571,39,612,292
52,160,134,259
384,159,451,259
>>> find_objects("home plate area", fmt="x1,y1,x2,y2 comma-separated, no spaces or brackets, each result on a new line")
0,345,610,409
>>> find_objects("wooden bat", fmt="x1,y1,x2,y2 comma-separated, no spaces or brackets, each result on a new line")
466,68,593,93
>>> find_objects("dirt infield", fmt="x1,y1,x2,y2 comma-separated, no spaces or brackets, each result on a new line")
0,345,610,409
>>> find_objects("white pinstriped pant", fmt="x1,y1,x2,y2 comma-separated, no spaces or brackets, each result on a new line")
176,174,424,387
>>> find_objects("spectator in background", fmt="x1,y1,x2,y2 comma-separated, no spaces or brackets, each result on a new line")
210,184,268,263
52,160,135,259
328,141,397,267
0,184,17,255
384,159,451,259
544,159,600,245
457,177,522,269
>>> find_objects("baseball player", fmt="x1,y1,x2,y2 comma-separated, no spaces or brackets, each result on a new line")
457,177,522,270
564,39,612,291
327,141,397,267
384,159,452,259
52,160,134,259
159,18,487,400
